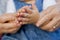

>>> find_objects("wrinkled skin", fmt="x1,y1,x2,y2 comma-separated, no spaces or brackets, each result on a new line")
0,13,22,34
18,4,40,24
36,3,60,32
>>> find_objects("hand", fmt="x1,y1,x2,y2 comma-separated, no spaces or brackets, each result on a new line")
2,20,21,34
0,19,22,34
36,3,60,32
0,13,22,34
0,13,18,23
18,4,40,24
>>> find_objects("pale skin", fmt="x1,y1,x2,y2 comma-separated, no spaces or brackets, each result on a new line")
36,3,60,31
0,0,60,35
18,0,60,32
18,4,40,24
18,0,40,24
0,0,36,34
36,0,60,31
0,13,22,34
0,5,39,34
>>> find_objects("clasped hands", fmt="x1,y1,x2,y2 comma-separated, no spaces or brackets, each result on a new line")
0,3,60,34
0,4,39,34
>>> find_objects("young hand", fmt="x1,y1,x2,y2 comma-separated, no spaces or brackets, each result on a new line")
18,4,40,24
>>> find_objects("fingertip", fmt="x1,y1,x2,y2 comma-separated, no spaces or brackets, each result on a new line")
22,9,26,13
20,22,23,24
17,13,20,17
19,13,24,16
14,20,19,24
20,22,23,25
18,17,22,22
36,23,40,27
15,21,21,27
16,21,19,24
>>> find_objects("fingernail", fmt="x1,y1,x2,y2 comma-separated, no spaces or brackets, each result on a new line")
20,13,23,16
16,21,19,24
20,22,23,24
36,24,39,27
18,18,21,20
22,9,25,12
17,13,20,16
20,22,23,25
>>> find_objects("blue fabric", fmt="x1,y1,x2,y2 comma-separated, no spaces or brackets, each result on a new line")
2,0,60,40
2,24,60,40
14,0,43,12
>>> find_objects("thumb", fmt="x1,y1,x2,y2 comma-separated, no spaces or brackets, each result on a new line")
36,20,40,27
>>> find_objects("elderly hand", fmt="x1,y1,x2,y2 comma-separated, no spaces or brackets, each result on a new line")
0,13,18,23
2,20,21,34
36,3,60,32
18,4,40,24
0,13,22,34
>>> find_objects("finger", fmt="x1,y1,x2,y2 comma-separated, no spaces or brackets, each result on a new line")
47,17,60,29
13,19,22,26
24,6,32,14
3,20,22,34
40,20,50,27
18,8,25,13
19,6,32,14
3,28,18,33
12,13,18,17
41,17,60,30
48,19,60,32
24,7,32,14
19,13,31,18
3,22,19,29
17,6,26,13
22,18,30,22
36,13,54,27
40,6,54,18
0,15,16,23
4,13,18,17
18,17,30,22
48,21,60,32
